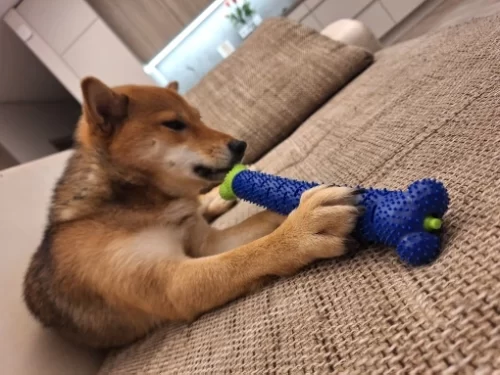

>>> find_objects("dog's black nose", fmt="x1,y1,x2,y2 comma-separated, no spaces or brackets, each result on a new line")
228,140,247,157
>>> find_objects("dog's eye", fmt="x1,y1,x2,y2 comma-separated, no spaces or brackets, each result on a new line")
162,120,186,131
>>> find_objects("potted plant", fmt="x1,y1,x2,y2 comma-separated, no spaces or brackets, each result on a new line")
225,0,262,39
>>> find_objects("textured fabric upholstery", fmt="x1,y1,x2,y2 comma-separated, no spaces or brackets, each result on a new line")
100,15,500,374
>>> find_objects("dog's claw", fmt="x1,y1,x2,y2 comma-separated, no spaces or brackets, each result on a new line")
353,188,366,195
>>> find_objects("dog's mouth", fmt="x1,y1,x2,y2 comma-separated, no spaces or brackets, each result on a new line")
193,165,232,181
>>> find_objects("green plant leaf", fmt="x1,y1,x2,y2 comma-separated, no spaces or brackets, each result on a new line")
226,13,239,26
242,2,254,17
236,7,245,23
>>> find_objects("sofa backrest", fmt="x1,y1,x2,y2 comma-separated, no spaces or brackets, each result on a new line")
185,18,373,163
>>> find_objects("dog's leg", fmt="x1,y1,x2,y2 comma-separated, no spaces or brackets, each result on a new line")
168,186,360,320
199,184,236,222
59,186,359,325
191,210,286,257
199,164,258,222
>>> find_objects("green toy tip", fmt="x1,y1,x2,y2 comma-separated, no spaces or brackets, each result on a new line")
424,216,442,231
219,164,247,201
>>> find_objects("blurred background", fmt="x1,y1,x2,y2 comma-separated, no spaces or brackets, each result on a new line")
1,0,499,170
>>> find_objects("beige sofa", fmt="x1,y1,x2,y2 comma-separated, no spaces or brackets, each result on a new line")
3,15,500,375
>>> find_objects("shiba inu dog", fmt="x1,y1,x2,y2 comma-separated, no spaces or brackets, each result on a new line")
23,77,360,348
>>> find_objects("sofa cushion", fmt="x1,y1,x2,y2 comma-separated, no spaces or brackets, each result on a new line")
99,15,500,374
185,18,373,163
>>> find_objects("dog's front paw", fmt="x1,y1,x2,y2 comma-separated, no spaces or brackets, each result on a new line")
273,185,361,274
200,184,236,222
247,164,258,172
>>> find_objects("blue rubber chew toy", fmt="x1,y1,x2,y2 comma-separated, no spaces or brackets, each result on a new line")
220,165,449,266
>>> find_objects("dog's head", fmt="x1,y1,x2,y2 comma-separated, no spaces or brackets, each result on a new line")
76,77,246,196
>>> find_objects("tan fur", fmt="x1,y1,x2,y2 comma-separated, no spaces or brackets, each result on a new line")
23,77,360,349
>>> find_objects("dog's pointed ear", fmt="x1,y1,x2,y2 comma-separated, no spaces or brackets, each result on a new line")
166,81,179,92
81,77,128,134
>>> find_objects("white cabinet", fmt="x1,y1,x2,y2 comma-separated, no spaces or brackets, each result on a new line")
357,1,395,38
313,0,372,26
288,0,429,40
17,0,97,55
288,4,309,21
4,0,155,104
381,0,427,22
63,20,153,87
4,9,83,101
305,0,323,9
302,14,323,31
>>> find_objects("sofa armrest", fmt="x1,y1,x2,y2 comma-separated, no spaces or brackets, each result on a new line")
0,152,104,375
321,19,382,53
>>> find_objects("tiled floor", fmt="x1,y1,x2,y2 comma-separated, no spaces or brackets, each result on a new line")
392,0,500,43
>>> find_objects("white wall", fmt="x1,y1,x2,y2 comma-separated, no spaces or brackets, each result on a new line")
0,22,72,102
0,0,71,102
0,101,80,163
0,142,17,169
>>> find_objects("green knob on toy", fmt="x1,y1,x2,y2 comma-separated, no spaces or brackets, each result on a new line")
220,164,247,200
424,216,442,231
